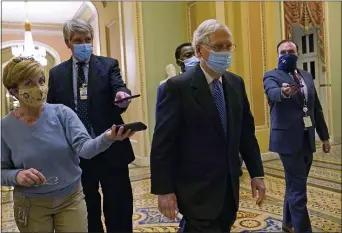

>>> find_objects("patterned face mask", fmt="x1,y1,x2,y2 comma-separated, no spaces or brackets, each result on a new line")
18,85,48,107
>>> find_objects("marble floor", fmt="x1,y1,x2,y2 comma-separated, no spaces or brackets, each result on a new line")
1,145,341,232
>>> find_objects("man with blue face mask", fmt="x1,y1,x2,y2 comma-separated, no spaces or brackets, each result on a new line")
175,42,198,73
263,40,330,233
155,43,198,116
150,19,265,233
47,19,135,233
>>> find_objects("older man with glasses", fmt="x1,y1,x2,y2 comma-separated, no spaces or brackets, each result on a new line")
150,19,266,233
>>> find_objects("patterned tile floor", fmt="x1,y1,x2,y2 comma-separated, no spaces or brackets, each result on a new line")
1,145,341,232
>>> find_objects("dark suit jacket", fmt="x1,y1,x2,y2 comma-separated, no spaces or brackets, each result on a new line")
263,69,329,155
155,81,166,118
150,64,264,220
47,55,134,167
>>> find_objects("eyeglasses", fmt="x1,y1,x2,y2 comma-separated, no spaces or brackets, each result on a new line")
33,177,59,187
204,44,236,53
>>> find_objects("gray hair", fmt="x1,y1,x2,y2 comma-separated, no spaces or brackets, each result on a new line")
192,19,231,55
63,19,94,43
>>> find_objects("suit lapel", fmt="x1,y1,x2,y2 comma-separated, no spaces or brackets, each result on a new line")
88,55,101,101
64,58,75,109
190,65,226,140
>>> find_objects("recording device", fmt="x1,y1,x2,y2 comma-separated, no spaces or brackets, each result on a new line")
289,84,304,88
114,94,141,104
115,122,147,133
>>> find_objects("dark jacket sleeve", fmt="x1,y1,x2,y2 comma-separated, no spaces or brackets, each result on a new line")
239,78,264,178
109,59,131,113
150,79,181,195
47,69,56,104
109,59,131,97
313,86,330,141
155,83,166,118
263,72,286,103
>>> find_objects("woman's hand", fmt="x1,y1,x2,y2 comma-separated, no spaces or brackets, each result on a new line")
16,168,46,187
105,125,136,141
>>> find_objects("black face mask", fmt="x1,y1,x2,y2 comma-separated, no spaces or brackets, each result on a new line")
277,53,298,73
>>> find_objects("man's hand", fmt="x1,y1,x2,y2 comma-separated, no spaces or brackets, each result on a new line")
281,85,300,97
105,125,135,141
251,178,266,207
158,193,178,220
115,91,131,108
16,168,46,187
322,140,331,153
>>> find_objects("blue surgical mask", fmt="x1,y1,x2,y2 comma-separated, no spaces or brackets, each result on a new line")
73,44,93,62
277,53,298,72
183,56,199,71
204,50,232,74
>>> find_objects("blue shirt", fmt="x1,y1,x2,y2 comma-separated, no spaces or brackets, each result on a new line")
1,104,113,198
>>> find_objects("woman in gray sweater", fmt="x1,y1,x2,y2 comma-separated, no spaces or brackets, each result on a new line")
1,56,135,232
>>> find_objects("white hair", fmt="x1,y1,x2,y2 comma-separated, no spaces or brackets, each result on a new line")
63,19,94,43
192,19,231,55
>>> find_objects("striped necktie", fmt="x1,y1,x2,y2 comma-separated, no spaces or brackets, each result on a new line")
212,79,228,136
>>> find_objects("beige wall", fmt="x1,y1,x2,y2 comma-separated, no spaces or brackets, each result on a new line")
141,2,188,139
326,1,341,143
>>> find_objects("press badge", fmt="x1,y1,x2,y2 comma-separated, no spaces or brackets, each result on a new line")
303,116,313,128
80,84,88,100
303,106,312,128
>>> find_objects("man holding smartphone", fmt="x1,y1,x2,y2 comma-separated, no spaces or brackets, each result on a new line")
263,40,330,233
47,19,135,233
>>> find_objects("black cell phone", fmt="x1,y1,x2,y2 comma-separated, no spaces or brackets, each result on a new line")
114,94,141,104
289,84,304,88
115,122,147,133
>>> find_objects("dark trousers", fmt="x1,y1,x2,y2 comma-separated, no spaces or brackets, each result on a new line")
80,157,133,233
182,179,237,233
279,132,313,233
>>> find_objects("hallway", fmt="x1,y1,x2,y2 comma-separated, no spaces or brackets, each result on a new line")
1,145,341,232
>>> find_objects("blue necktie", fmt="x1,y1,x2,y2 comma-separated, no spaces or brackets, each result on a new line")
76,62,92,134
212,79,228,135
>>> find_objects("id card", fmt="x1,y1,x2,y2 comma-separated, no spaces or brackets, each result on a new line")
303,116,313,128
79,85,88,100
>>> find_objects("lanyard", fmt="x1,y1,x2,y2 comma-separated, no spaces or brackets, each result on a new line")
292,71,308,116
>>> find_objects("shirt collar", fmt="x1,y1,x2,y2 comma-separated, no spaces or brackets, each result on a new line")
200,65,222,84
72,56,90,67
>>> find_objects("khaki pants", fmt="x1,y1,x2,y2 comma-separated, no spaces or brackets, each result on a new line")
13,185,88,232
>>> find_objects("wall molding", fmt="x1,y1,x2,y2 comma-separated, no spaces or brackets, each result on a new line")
121,2,151,166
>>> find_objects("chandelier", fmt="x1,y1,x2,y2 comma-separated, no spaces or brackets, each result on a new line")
11,1,47,66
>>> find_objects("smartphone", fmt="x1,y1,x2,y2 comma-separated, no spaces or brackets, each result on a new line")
289,84,304,88
114,94,141,104
115,122,147,133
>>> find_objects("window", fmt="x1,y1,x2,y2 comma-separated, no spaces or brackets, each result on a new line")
310,61,316,79
302,36,307,54
309,34,314,53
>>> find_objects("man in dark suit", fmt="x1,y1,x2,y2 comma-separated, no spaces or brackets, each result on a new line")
150,19,266,233
263,39,331,233
47,19,134,233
